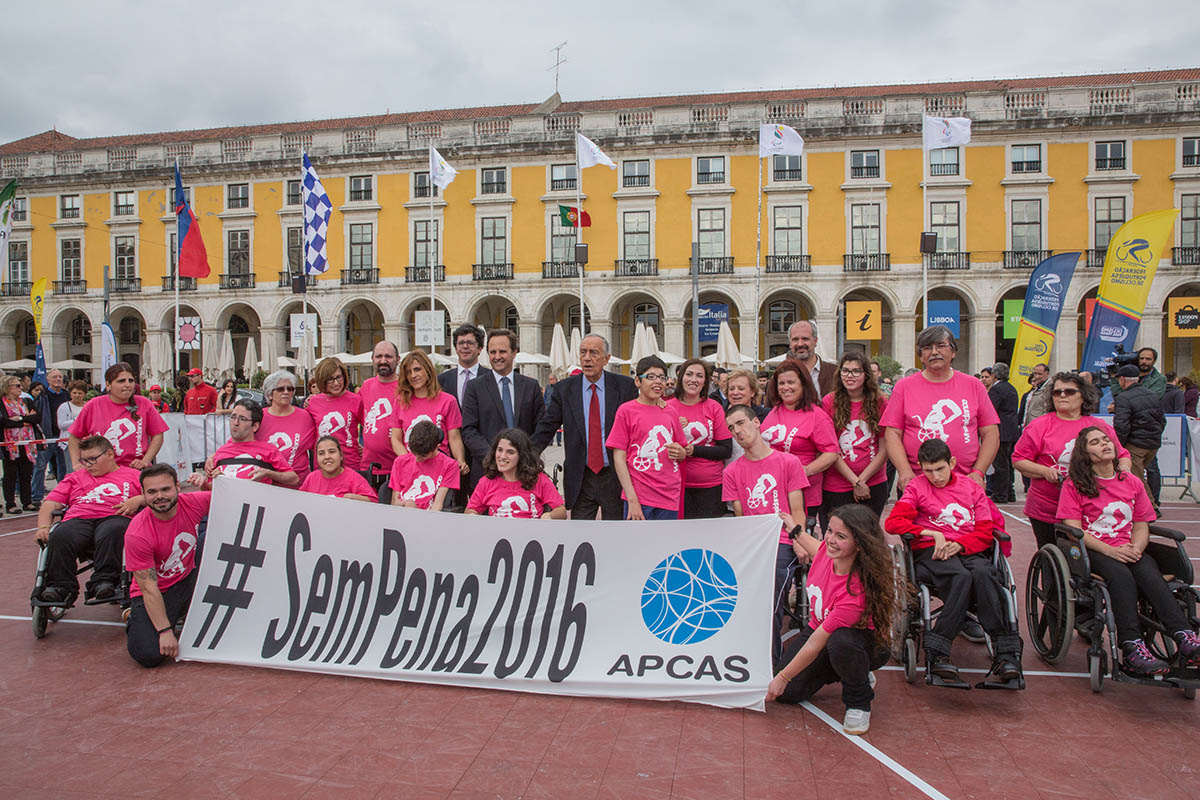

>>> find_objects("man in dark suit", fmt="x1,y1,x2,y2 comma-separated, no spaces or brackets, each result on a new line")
981,363,1019,504
437,324,490,406
533,333,638,519
461,329,545,487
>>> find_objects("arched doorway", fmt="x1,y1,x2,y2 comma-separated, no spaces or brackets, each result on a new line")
537,293,592,355
1162,281,1200,376
1075,285,1100,366
683,291,740,359
110,307,146,376
160,304,203,375
610,291,664,361
342,299,385,355
837,288,895,362
993,286,1028,367
217,304,262,382
405,298,452,356
469,294,520,335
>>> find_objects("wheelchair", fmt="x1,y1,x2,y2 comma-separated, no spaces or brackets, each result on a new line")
781,512,822,639
891,528,1026,690
1025,523,1200,697
30,513,131,639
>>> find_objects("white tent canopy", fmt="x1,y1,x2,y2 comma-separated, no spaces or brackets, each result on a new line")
49,359,94,370
0,359,36,370
513,352,550,365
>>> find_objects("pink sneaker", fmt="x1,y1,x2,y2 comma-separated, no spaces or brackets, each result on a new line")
1174,630,1200,668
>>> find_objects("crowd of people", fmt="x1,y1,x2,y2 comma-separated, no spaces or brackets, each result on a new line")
25,319,1200,735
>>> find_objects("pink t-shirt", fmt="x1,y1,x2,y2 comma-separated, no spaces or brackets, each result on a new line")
393,393,462,457
70,394,169,467
897,473,990,543
306,392,364,472
760,404,839,508
605,399,688,511
124,491,211,598
467,473,564,518
359,377,401,475
880,370,1000,475
667,397,732,488
722,449,810,543
46,466,142,521
256,408,317,484
805,541,871,633
299,468,378,501
389,451,461,510
211,439,293,485
1012,414,1129,522
1057,473,1154,548
820,393,889,493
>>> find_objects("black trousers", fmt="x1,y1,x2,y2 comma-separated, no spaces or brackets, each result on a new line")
776,625,889,711
913,549,1011,657
1146,456,1162,506
1030,517,1057,550
2,450,32,509
127,571,197,668
359,468,393,505
45,515,131,596
572,465,623,520
1088,549,1188,645
987,441,1016,502
683,484,725,519
820,482,888,530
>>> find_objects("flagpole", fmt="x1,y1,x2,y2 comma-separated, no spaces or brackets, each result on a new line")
301,153,309,352
173,159,180,379
430,157,436,341
754,154,763,364
575,147,585,337
921,136,928,332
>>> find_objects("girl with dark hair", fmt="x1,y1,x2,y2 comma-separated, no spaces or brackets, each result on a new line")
666,359,732,518
67,362,168,469
1058,426,1200,674
1179,375,1198,418
306,357,364,472
215,378,238,414
467,428,565,519
821,352,889,519
769,503,903,736
300,435,377,502
762,359,838,523
390,420,459,511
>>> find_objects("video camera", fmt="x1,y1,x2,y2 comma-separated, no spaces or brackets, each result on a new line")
1095,345,1139,389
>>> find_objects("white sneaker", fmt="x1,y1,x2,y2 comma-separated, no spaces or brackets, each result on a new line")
868,671,877,690
843,708,870,735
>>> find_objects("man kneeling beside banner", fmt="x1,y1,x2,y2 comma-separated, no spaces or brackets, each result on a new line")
180,478,778,710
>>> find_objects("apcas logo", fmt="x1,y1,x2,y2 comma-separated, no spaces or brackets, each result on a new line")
1115,238,1152,265
1033,273,1063,296
1098,324,1128,343
641,549,737,645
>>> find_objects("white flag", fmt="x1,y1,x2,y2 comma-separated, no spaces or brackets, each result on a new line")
429,145,458,190
922,115,972,150
758,124,805,159
576,132,616,170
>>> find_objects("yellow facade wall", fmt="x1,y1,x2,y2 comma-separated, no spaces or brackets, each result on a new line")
377,172,408,273
964,145,1004,260
1134,138,1177,215
443,170,474,277
1046,142,1088,251
654,157,691,270
806,151,844,269
886,148,922,265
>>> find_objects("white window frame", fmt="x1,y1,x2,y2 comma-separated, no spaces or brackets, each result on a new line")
112,234,138,279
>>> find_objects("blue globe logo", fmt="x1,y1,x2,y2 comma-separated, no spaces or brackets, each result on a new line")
641,549,738,645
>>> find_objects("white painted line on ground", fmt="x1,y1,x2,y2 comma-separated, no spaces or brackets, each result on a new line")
800,700,952,800
0,526,38,538
0,614,124,627
999,509,1030,527
876,664,1088,679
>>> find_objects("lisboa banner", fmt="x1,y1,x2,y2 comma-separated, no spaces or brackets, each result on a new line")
1008,252,1079,383
179,479,778,710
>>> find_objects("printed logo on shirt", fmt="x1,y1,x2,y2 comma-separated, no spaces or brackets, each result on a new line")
267,432,301,468
934,502,972,531
1090,500,1132,539
682,420,711,446
76,481,129,505
364,398,393,435
761,424,799,452
838,420,873,461
1054,439,1074,476
746,472,779,511
102,418,138,455
403,414,444,444
401,474,439,502
218,453,262,480
160,530,197,579
912,399,970,443
630,424,677,473
806,583,825,621
319,411,348,441
495,494,532,518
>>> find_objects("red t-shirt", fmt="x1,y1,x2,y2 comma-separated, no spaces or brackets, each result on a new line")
805,541,872,633
605,399,687,511
879,370,1000,475
70,395,170,467
760,404,839,509
306,392,364,472
45,466,142,521
299,468,378,501
1012,413,1129,522
666,396,731,488
389,451,461,510
722,449,809,543
820,393,889,493
124,491,211,597
392,393,462,457
359,377,401,475
184,383,219,415
467,473,564,518
1057,472,1154,548
255,407,317,484
210,439,293,485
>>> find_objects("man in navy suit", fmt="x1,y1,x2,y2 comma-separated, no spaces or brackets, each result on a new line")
533,333,638,520
437,324,490,406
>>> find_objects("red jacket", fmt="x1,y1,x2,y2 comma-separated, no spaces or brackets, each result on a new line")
184,383,218,415
884,473,995,555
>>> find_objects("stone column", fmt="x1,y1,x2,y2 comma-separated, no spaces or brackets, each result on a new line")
319,322,340,357
259,326,281,375
738,316,759,363
815,313,837,362
662,317,685,360
972,311,996,369
517,319,542,378
1054,313,1079,373
892,313,917,368
1139,311,1165,357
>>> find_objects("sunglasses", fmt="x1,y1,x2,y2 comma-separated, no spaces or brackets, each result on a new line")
1051,388,1080,397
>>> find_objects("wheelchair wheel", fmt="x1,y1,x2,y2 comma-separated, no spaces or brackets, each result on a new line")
1088,651,1105,694
1026,545,1074,664
32,605,47,639
903,638,918,684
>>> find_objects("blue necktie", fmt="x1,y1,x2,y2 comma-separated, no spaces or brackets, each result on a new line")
500,376,515,428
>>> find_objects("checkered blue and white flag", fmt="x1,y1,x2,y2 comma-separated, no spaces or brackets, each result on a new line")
301,153,332,275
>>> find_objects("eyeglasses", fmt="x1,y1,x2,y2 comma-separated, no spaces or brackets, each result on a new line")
840,368,865,377
639,373,668,383
920,342,955,353
228,414,254,423
272,386,295,393
78,454,103,466
1051,388,1080,397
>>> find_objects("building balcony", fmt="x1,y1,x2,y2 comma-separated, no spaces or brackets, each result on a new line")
765,255,811,273
622,174,651,188
279,271,316,288
2,281,32,297
696,171,725,184
1003,249,1052,269
472,262,513,281
695,256,733,275
1011,160,1042,173
929,163,959,176
161,275,197,291
1086,248,1108,268
1173,246,1200,266
1184,154,1200,167
550,178,577,191
851,165,880,179
614,258,658,277
925,252,971,270
219,273,255,290
1095,158,1125,170
480,181,507,194
110,277,141,293
405,265,445,283
773,169,803,181
53,279,87,295
843,253,890,272
542,261,579,279
341,268,379,285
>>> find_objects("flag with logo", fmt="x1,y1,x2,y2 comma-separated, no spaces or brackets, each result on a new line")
301,153,332,275
1008,252,1079,382
100,321,117,377
576,132,615,170
922,115,972,150
30,277,46,340
558,205,591,228
0,179,16,289
429,145,458,190
174,164,211,278
758,124,805,159
1079,209,1179,373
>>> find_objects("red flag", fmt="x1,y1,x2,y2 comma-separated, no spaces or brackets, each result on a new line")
175,165,211,278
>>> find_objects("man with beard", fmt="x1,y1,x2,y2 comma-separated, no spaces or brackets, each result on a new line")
788,320,837,396
359,340,401,502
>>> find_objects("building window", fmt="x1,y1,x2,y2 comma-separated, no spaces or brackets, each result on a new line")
70,315,90,347
114,236,136,279
415,220,439,266
551,164,576,191
11,197,26,222
568,303,590,333
169,233,177,275
850,204,881,254
227,184,249,209
113,191,135,216
170,186,191,209
1096,141,1126,171
228,230,250,274
1095,197,1126,247
60,195,81,219
8,241,28,283
22,318,36,347
349,223,373,269
503,306,519,331
769,300,796,334
481,218,506,265
930,202,960,252
349,175,372,202
414,172,438,198
929,147,959,176
1182,195,1200,247
623,160,650,188
286,180,302,206
773,206,803,255
1184,138,1200,168
61,239,82,280
550,214,577,262
1011,199,1042,250
697,156,725,184
634,302,661,335
118,316,142,346
851,150,880,179
773,154,802,181
287,227,302,274
1012,144,1041,173
623,211,651,259
481,168,506,194
697,209,725,257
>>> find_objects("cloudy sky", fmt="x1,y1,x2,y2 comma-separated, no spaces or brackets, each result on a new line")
6,0,1197,143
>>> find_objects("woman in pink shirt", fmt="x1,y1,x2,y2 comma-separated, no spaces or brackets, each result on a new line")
256,370,317,485
467,428,565,519
761,359,838,521
1014,371,1130,549
666,359,732,518
305,358,364,472
389,350,468,478
821,352,889,521
1058,426,1200,675
68,362,168,470
299,436,377,502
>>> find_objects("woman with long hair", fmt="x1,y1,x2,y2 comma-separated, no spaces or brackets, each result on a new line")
215,378,238,414
256,369,317,485
821,352,889,519
389,350,468,476
666,359,731,518
1,375,39,513
762,359,839,522
768,503,903,736
305,357,364,472
299,435,377,502
67,362,168,469
1179,375,1198,418
466,428,565,518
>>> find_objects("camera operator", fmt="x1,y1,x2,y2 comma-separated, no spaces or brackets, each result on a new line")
1111,364,1165,517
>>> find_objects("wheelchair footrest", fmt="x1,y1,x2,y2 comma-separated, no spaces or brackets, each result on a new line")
30,596,75,609
975,675,1026,690
925,672,972,690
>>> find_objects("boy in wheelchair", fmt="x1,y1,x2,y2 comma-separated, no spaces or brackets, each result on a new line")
885,438,1023,685
1057,426,1200,675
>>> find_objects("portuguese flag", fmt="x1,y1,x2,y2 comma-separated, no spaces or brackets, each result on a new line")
558,205,591,228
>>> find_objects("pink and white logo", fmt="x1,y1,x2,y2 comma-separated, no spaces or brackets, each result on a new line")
683,420,710,446
319,411,347,439
1090,501,1132,539
218,453,260,480
102,418,137,455
160,530,197,578
806,583,825,621
912,400,963,443
77,482,124,505
631,424,674,472
934,502,972,531
402,474,438,501
747,472,778,510
838,420,873,461
403,414,436,444
495,495,531,518
364,398,392,435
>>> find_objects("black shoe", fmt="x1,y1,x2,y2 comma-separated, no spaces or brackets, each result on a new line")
993,656,1023,682
39,586,67,603
91,581,116,601
960,620,987,644
6,506,19,515
25,501,40,512
928,654,960,682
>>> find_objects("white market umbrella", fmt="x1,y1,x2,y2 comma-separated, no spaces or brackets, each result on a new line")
548,323,571,375
328,352,355,364
628,323,650,367
764,352,789,365
514,351,550,366
243,337,259,378
607,355,629,366
427,351,458,367
212,329,236,380
298,329,317,375
643,326,661,358
0,359,36,370
569,327,583,360
277,355,299,368
49,359,93,370
657,350,687,366
714,321,755,368
345,351,374,366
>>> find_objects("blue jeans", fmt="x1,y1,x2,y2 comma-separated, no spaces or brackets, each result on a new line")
623,502,678,520
32,446,68,502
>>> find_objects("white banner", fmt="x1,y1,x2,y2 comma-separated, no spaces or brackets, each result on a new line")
179,479,777,710
156,413,231,481
289,313,318,348
1189,417,1200,485
414,309,445,347
1095,413,1188,479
